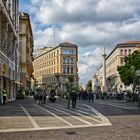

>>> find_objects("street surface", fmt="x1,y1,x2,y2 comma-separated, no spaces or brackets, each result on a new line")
0,97,140,140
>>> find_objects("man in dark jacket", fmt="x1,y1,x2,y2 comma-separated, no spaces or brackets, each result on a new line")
88,90,94,103
70,90,77,108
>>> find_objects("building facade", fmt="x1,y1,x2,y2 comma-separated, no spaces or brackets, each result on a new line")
19,13,34,90
33,42,78,90
0,0,19,103
98,41,140,92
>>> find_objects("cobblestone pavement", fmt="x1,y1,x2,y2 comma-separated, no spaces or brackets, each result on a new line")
0,97,140,140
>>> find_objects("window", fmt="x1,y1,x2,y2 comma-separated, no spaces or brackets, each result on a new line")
69,49,74,54
62,49,74,54
71,67,73,74
124,49,127,55
120,50,123,55
63,58,66,64
129,49,131,54
63,66,67,74
70,58,74,64
67,67,69,74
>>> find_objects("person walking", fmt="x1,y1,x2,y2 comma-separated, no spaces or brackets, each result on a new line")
38,88,43,104
2,88,7,105
42,89,47,104
88,90,94,103
71,90,77,108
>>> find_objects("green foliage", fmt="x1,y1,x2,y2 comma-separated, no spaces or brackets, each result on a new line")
65,75,75,94
117,50,140,86
86,80,92,90
65,76,79,99
50,88,56,94
72,84,80,92
67,75,74,83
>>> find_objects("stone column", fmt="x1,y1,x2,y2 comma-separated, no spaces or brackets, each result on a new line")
102,50,107,92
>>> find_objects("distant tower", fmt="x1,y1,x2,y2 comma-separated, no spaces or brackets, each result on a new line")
102,47,107,92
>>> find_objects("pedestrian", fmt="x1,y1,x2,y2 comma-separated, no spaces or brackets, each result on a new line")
42,89,47,104
88,90,94,103
2,88,7,105
25,87,29,97
38,88,43,104
70,90,77,108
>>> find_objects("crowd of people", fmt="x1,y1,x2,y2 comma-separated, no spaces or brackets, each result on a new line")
66,89,95,109
2,85,136,107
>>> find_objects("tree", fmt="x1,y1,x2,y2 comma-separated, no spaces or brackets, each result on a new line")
86,80,92,91
117,50,140,88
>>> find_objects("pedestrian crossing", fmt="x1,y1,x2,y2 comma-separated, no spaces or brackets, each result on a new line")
0,101,112,132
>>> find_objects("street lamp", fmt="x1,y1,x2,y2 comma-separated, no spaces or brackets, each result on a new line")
135,70,140,107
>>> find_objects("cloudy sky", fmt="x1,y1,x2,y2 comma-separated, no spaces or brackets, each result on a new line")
20,0,140,84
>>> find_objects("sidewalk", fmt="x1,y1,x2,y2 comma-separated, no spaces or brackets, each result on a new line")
95,99,139,108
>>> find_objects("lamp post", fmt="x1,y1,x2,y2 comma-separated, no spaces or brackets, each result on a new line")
135,70,140,107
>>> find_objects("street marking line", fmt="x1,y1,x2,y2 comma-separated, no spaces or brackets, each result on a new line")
95,101,138,110
49,103,102,124
83,104,112,124
109,102,138,109
45,104,93,125
54,103,103,123
0,123,111,133
55,103,101,120
34,104,73,126
75,105,101,119
19,104,39,128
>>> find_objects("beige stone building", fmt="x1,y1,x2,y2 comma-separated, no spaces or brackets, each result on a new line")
98,41,140,92
33,42,78,90
19,13,34,90
0,0,19,103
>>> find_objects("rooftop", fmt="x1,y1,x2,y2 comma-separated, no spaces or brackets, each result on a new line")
106,41,140,60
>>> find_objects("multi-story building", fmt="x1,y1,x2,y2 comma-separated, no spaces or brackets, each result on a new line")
19,13,34,90
34,47,53,58
98,41,140,92
33,42,78,90
0,0,19,103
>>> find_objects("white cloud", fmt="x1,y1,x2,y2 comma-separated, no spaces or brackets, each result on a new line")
20,0,140,84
